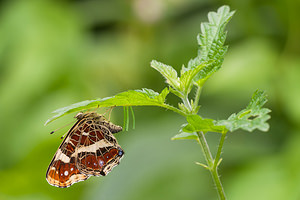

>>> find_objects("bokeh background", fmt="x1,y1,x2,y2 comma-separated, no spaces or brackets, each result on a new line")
0,0,299,199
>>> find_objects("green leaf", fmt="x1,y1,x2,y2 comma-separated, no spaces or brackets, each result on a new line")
151,6,234,94
169,86,184,98
151,60,180,90
44,99,100,125
183,114,227,134
171,124,199,140
179,63,206,95
215,90,271,132
171,131,199,140
156,87,170,103
172,114,227,141
186,5,235,85
45,88,174,125
136,88,159,99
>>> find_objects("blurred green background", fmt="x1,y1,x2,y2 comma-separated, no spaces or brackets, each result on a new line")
0,0,299,199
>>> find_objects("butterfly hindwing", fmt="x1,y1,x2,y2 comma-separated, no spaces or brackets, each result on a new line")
75,119,124,176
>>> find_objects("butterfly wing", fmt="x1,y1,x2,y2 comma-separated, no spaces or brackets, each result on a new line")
75,119,124,176
46,112,124,188
46,120,89,188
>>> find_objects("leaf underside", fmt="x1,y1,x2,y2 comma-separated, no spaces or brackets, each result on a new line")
45,88,169,125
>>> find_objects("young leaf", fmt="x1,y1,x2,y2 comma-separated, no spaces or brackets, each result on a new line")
151,60,180,90
186,5,235,85
178,102,190,114
215,90,271,132
156,87,170,103
179,63,206,95
169,86,184,98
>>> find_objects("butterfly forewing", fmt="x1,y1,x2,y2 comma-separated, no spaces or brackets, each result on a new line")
46,112,124,188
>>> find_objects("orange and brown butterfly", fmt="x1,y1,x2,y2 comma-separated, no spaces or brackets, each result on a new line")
46,112,124,188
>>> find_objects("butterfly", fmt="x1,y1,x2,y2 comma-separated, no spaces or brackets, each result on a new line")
46,112,124,188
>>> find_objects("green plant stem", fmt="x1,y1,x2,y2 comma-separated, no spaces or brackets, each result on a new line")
211,166,226,200
193,86,202,109
161,104,187,116
123,106,130,131
182,96,193,112
196,131,213,165
130,106,135,129
181,87,226,199
197,131,226,200
214,133,226,169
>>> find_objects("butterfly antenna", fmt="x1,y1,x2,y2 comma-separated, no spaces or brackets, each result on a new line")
60,132,68,140
50,120,75,136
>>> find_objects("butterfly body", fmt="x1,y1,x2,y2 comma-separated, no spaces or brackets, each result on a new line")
46,112,124,188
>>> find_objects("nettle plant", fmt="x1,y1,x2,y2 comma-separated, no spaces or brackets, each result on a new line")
46,6,271,199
